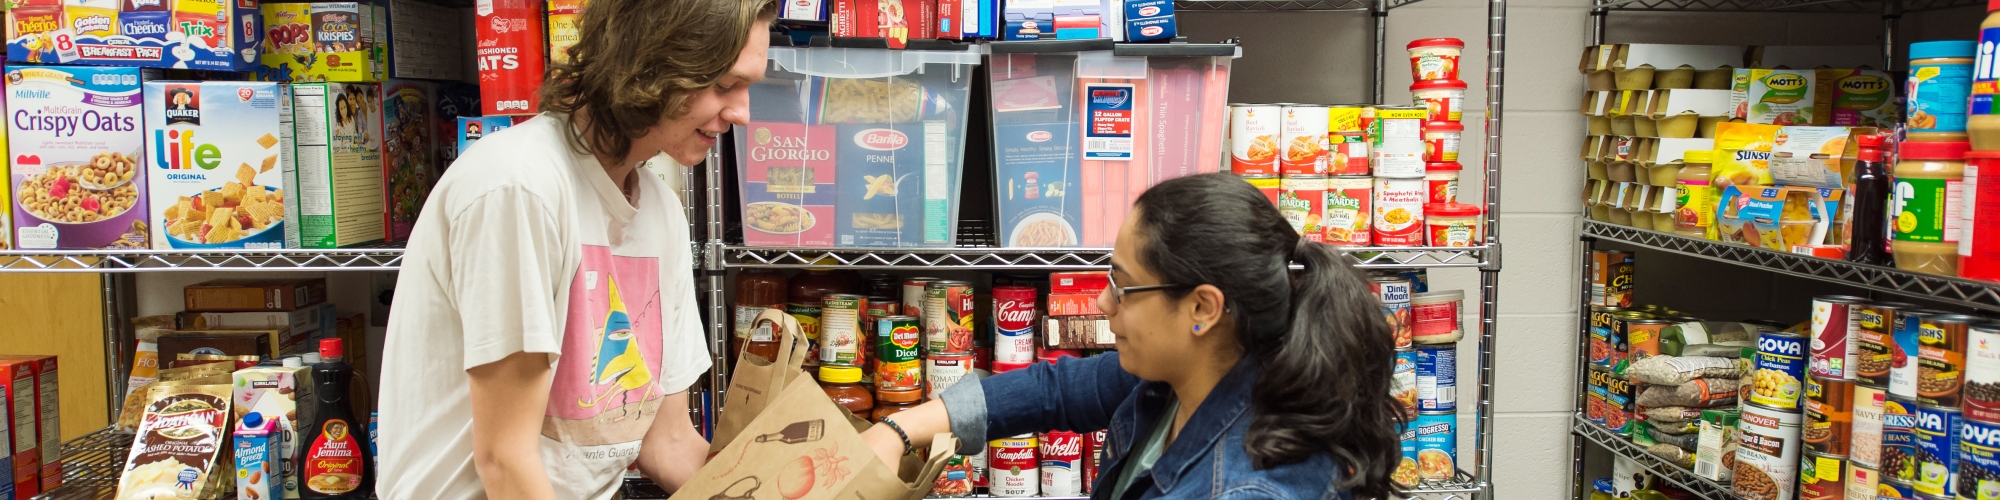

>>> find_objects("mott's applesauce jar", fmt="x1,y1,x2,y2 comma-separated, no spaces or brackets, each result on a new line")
1892,141,1969,276
1907,41,1976,142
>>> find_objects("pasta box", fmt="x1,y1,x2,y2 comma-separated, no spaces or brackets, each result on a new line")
286,82,385,248
1122,0,1175,41
143,81,289,249
380,80,437,242
835,123,940,247
5,0,262,71
739,121,837,247
994,122,1081,247
7,65,151,250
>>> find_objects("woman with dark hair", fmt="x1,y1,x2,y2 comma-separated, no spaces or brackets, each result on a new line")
862,173,1407,499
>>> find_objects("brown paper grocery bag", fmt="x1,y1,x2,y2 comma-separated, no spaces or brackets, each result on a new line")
711,308,813,454
673,375,955,500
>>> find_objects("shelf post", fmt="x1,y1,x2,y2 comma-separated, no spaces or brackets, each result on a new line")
1374,0,1388,104
702,138,730,439
1476,0,1504,493
1883,0,1902,72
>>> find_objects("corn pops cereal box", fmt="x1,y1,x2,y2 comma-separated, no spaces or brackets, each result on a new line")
144,81,288,249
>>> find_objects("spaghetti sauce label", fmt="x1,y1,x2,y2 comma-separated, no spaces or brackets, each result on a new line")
303,419,363,494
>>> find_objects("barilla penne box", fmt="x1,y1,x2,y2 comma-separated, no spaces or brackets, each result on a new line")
835,123,933,247
144,81,289,249
995,122,1081,247
739,122,836,247
7,65,150,250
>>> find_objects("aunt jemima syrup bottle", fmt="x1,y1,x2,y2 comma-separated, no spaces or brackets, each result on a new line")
297,339,372,499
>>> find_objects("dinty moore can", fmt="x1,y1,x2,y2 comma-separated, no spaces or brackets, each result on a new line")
1371,275,1414,348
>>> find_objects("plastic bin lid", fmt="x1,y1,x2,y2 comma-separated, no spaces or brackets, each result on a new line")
767,44,982,79
1112,42,1240,57
989,38,1117,54
1911,40,1975,60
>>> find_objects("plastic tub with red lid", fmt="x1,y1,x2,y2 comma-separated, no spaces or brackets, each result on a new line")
1411,80,1467,122
1425,202,1484,247
1423,121,1464,163
1407,38,1465,81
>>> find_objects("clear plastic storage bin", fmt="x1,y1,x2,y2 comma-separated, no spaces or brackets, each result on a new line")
736,40,981,248
986,39,1237,248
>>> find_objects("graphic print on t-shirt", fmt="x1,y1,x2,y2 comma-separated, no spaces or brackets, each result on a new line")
546,244,664,448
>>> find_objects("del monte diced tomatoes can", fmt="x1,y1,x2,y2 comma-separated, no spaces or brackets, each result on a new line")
875,315,922,391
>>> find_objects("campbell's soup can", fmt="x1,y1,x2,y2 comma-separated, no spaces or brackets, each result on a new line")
1374,177,1427,247
1811,295,1869,380
1917,314,1975,407
925,281,976,354
1736,403,1804,500
1858,302,1915,388
1957,418,2000,499
1804,374,1854,456
927,352,974,398
1852,383,1888,467
476,0,546,116
989,435,1039,497
1913,404,1962,495
902,278,938,322
1229,104,1281,175
1800,451,1848,500
1847,463,1882,500
1324,176,1372,246
1281,105,1331,174
992,286,1038,365
1370,106,1427,178
1372,275,1414,348
1280,175,1328,242
1329,105,1370,176
1039,431,1084,496
1241,174,1281,206
1752,331,1810,410
1968,323,2000,423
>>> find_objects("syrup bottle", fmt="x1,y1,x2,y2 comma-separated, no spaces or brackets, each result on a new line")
296,338,373,499
1847,134,1894,266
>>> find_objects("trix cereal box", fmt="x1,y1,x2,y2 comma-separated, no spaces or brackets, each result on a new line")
144,81,288,249
287,82,384,248
7,65,150,250
0,357,36,498
379,80,435,242
738,122,836,247
258,2,382,83
995,122,1080,247
5,0,261,71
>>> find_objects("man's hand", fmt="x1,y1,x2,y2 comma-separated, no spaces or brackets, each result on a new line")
637,390,709,491
468,351,558,500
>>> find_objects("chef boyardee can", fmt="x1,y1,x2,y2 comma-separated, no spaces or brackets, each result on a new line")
1804,374,1854,456
1753,331,1810,410
1885,396,1921,483
1914,404,1962,495
1800,451,1848,500
1416,344,1456,412
1958,417,2000,499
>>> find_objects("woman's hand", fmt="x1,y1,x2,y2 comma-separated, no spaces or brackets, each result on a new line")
861,424,906,469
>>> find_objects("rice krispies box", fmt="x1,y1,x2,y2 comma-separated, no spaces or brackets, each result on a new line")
7,65,150,250
143,81,288,249
379,79,434,242
738,121,836,247
256,2,383,83
5,0,262,71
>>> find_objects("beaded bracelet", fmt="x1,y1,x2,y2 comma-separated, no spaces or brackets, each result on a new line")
881,418,916,456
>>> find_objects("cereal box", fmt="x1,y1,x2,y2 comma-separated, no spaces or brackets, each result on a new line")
995,122,1081,247
144,81,288,249
455,116,516,158
232,364,315,499
434,83,479,166
257,2,380,83
379,80,435,242
547,0,586,64
1,92,10,251
7,65,150,250
4,0,260,71
0,357,36,498
287,82,384,248
739,121,837,247
0,356,60,494
834,123,931,247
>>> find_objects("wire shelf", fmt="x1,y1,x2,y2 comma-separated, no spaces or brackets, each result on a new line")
1585,221,2000,313
1405,471,1486,500
1571,414,1735,500
722,244,1490,270
1593,0,1980,12
1174,0,1370,11
0,247,407,272
31,426,132,500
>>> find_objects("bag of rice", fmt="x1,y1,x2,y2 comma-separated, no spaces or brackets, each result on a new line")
1642,406,1707,424
1636,379,1739,408
1627,355,1744,386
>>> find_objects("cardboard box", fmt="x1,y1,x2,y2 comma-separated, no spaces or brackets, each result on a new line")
5,0,262,71
546,0,584,64
0,356,56,495
1753,45,1885,70
159,330,283,359
1049,271,1106,294
455,116,517,158
288,82,386,248
184,278,329,312
0,358,37,498
1578,44,1746,91
144,81,290,249
233,364,315,499
1,107,9,251
994,122,1081,247
1042,315,1111,349
258,2,383,83
1122,0,1173,42
739,122,837,247
1590,249,1634,308
7,65,151,250
177,302,333,338
380,80,437,242
1046,293,1101,316
1814,69,1895,128
781,0,827,21
834,124,934,247
1003,0,1101,40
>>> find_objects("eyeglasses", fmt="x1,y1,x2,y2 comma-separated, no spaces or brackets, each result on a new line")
1106,271,1192,304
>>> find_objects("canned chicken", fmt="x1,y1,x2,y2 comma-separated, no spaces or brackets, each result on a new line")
1280,105,1330,175
876,316,923,391
1752,331,1810,410
1372,275,1414,348
1917,314,1974,407
1858,302,1914,387
924,281,975,354
992,287,1037,365
1241,174,1281,206
1373,176,1427,247
1412,412,1456,482
1417,345,1456,412
1039,431,1084,496
1370,106,1428,178
1804,374,1854,456
1735,403,1804,500
1958,417,2000,499
1914,404,1962,495
989,435,1039,497
1886,396,1920,483
1800,451,1848,500
820,294,865,365
1280,175,1328,242
1854,383,1889,467
1969,323,2000,423
1811,295,1869,380
1230,104,1282,175
1323,176,1372,246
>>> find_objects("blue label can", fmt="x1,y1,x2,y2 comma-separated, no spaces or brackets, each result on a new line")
1878,477,1915,499
1417,345,1456,412
1393,349,1417,418
1914,404,1961,495
1958,417,2000,499
1885,396,1920,483
1754,331,1810,409
1412,411,1456,482
1891,311,1931,400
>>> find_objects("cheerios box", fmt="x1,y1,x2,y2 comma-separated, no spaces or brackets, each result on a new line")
6,65,150,250
143,81,288,249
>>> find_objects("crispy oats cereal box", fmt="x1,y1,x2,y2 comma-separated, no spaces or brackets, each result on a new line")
144,81,288,249
7,65,149,250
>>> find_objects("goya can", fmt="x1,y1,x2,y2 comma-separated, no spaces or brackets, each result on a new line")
1914,404,1963,495
819,294,865,365
1752,331,1810,410
1412,411,1456,482
992,286,1038,365
1280,175,1328,242
1805,374,1854,456
1417,344,1456,412
927,352,975,397
1859,302,1915,387
1854,383,1889,467
1280,105,1331,175
1885,396,1921,483
988,435,1039,497
1323,175,1372,246
1736,403,1804,500
1917,314,1975,407
1957,417,2000,499
1241,174,1281,206
1894,310,1941,401
1370,105,1427,178
1372,275,1414,348
1848,463,1883,500
1393,349,1418,418
1800,451,1848,500
924,281,975,354
1373,176,1427,247
875,316,922,391
1811,295,1869,380
1229,104,1282,175
1967,323,2000,423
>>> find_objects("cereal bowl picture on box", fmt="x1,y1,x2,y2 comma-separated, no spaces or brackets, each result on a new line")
143,81,290,249
8,65,152,249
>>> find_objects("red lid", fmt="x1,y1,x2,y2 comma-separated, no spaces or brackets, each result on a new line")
1965,150,2000,159
1424,121,1464,132
1426,202,1483,217
1427,161,1464,171
1991,0,1999,12
1410,80,1468,91
1038,349,1083,364
1856,134,1886,149
1899,141,1971,160
319,338,344,360
993,361,1032,373
1407,38,1464,50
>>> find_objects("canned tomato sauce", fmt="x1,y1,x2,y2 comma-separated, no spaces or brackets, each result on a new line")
1885,396,1920,483
819,294,865,365
1855,383,1889,467
1858,302,1914,387
927,352,975,397
1736,403,1804,500
1969,323,2000,423
1324,176,1372,246
1805,375,1854,456
1374,176,1427,247
1241,174,1281,206
924,281,975,354
1914,404,1962,495
1280,105,1330,175
1372,275,1414,348
1229,104,1282,175
1917,314,1975,407
1958,417,2000,499
1280,175,1328,242
1811,295,1868,380
901,278,938,320
1800,451,1848,500
1753,331,1810,410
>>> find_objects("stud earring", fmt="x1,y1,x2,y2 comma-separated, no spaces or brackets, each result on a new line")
1194,324,1203,333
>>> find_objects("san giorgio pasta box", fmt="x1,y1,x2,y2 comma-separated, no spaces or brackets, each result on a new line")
995,122,1081,247
836,123,931,247
739,121,836,247
143,81,289,249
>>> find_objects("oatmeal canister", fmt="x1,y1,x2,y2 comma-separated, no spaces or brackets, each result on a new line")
1956,417,2000,499
1753,331,1810,410
1800,452,1848,500
1374,176,1427,247
1914,404,1962,495
1854,383,1889,467
1805,374,1854,456
1964,322,2000,423
1735,403,1804,500
1323,176,1372,246
1811,295,1869,380
1917,314,1974,407
1280,175,1328,242
1885,396,1920,482
1858,302,1915,388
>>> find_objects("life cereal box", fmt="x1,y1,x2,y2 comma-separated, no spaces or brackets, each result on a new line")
7,65,150,250
738,121,836,247
995,122,1080,247
5,0,262,71
144,81,288,249
287,82,383,248
379,80,434,242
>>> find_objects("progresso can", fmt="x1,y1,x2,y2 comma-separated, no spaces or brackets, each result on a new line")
1854,383,1889,467
1393,349,1418,419
925,281,975,354
989,435,1039,497
1241,174,1281,206
1917,314,1976,407
1737,403,1804,500
1914,404,1963,495
876,316,923,391
1958,417,2000,499
992,286,1038,364
1858,302,1915,387
1811,295,1869,380
1804,374,1854,456
819,294,864,365
1412,411,1456,482
1752,331,1810,410
1372,275,1414,348
1039,430,1084,497
1885,396,1921,483
1800,451,1848,500
1323,175,1372,246
1417,344,1456,412
1280,175,1328,242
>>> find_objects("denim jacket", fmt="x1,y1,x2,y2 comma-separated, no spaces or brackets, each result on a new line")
939,352,1352,500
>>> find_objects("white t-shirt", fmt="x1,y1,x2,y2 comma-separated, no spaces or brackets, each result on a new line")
375,114,711,500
